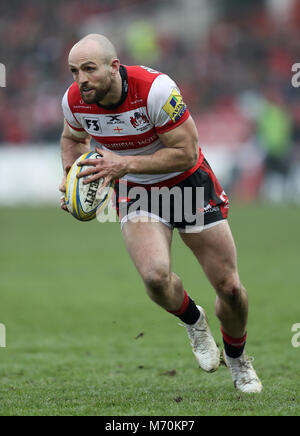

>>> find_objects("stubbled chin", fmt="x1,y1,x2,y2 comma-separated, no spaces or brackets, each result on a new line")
81,93,96,104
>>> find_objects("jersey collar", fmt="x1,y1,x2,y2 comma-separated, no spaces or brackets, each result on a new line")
97,65,128,110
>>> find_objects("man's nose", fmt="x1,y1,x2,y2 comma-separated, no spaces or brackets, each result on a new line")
78,70,88,85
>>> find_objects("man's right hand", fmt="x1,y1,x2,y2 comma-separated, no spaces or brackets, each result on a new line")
60,119,91,213
59,175,69,212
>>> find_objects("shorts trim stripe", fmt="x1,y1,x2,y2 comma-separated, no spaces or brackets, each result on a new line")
177,219,226,234
120,211,173,230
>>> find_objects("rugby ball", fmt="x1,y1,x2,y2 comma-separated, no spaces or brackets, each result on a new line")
65,151,114,221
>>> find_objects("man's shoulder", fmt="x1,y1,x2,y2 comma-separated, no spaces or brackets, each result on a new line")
62,82,82,109
126,65,175,104
126,65,164,86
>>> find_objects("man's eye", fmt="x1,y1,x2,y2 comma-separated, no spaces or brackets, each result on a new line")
70,69,77,74
86,67,95,72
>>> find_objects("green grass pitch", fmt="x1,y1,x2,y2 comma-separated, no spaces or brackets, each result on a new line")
0,204,299,416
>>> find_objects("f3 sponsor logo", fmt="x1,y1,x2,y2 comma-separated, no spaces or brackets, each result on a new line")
84,117,102,133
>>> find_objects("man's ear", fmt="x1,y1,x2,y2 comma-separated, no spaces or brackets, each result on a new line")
111,59,120,76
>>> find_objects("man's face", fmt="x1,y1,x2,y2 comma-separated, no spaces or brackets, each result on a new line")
69,52,112,104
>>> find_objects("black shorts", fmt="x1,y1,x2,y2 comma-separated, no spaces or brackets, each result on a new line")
114,159,229,233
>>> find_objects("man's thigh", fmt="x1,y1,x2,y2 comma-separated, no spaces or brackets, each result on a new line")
179,220,239,288
121,217,173,280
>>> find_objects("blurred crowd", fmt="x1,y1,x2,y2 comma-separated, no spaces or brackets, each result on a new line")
1,0,300,200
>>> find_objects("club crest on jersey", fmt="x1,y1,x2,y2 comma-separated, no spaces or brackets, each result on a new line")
130,112,150,131
163,88,187,123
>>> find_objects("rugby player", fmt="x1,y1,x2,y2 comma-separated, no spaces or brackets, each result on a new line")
59,34,262,393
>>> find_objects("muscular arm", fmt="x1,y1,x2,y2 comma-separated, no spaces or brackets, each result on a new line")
61,120,91,175
59,120,91,211
78,116,200,185
125,116,199,174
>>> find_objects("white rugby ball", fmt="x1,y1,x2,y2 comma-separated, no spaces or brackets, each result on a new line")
65,151,114,221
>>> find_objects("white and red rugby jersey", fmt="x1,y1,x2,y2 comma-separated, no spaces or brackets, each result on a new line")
62,65,204,186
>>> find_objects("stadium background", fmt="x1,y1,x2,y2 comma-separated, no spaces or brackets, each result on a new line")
0,0,299,416
1,0,300,204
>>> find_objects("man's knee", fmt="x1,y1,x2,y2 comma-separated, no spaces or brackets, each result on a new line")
214,275,245,305
143,265,171,295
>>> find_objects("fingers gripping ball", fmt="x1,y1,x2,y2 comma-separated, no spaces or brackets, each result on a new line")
65,151,114,221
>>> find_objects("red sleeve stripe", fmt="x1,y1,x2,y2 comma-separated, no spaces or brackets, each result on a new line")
66,120,85,132
123,152,204,190
155,110,190,134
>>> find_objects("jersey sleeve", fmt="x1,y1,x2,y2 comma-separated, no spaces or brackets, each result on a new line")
62,88,86,136
147,74,190,134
